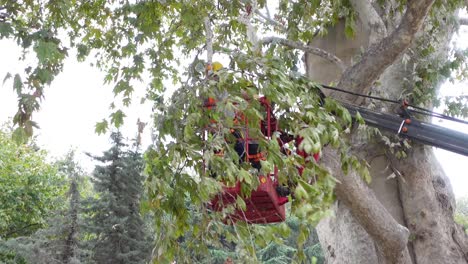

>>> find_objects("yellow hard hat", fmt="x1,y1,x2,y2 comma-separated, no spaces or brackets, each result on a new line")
212,61,223,72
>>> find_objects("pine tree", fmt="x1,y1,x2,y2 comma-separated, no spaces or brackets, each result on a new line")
59,152,84,264
83,132,152,264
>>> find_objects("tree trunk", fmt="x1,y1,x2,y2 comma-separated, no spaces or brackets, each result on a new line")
63,178,79,264
305,2,468,263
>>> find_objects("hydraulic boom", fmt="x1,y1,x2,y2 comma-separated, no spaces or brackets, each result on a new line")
342,103,468,157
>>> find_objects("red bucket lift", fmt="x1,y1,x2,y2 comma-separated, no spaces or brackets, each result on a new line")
204,97,288,224
210,175,287,224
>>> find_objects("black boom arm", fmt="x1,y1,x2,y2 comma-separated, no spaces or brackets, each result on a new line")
342,103,468,157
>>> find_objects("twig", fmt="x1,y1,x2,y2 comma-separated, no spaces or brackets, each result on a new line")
255,10,286,32
384,151,406,183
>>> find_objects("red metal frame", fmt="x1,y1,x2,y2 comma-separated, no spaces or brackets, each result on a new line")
204,97,287,224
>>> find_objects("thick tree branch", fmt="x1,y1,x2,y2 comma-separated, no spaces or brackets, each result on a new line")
319,0,435,261
321,147,410,263
335,0,436,103
261,36,346,72
460,17,468,26
204,17,213,64
238,0,259,50
4,223,41,237
452,225,468,262
349,0,387,44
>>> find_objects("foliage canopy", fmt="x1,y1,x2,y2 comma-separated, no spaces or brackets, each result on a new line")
0,129,65,239
2,0,468,263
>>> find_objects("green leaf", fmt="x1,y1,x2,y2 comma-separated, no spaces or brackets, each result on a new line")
110,110,126,128
294,184,308,200
239,169,252,185
113,80,131,96
95,119,109,135
0,22,13,37
195,62,205,73
355,111,365,125
341,107,352,125
34,40,64,64
361,167,371,183
183,124,193,141
12,127,27,144
76,44,90,61
236,196,247,211
13,74,22,94
36,68,53,84
298,179,315,194
344,15,356,38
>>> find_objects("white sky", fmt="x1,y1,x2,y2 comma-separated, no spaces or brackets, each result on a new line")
0,27,467,197
432,26,468,198
0,40,153,171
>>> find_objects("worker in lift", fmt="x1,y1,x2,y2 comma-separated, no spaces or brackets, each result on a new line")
204,61,264,169
205,93,265,171
204,62,318,197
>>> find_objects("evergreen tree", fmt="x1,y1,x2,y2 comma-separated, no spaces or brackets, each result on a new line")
59,151,85,264
83,132,152,264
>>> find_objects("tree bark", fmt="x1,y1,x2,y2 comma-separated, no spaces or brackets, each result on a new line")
395,144,468,263
320,147,411,263
63,178,79,264
261,37,346,71
335,0,435,104
305,0,468,263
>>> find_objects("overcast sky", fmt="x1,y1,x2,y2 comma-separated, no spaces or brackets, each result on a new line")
0,39,153,171
0,29,467,197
